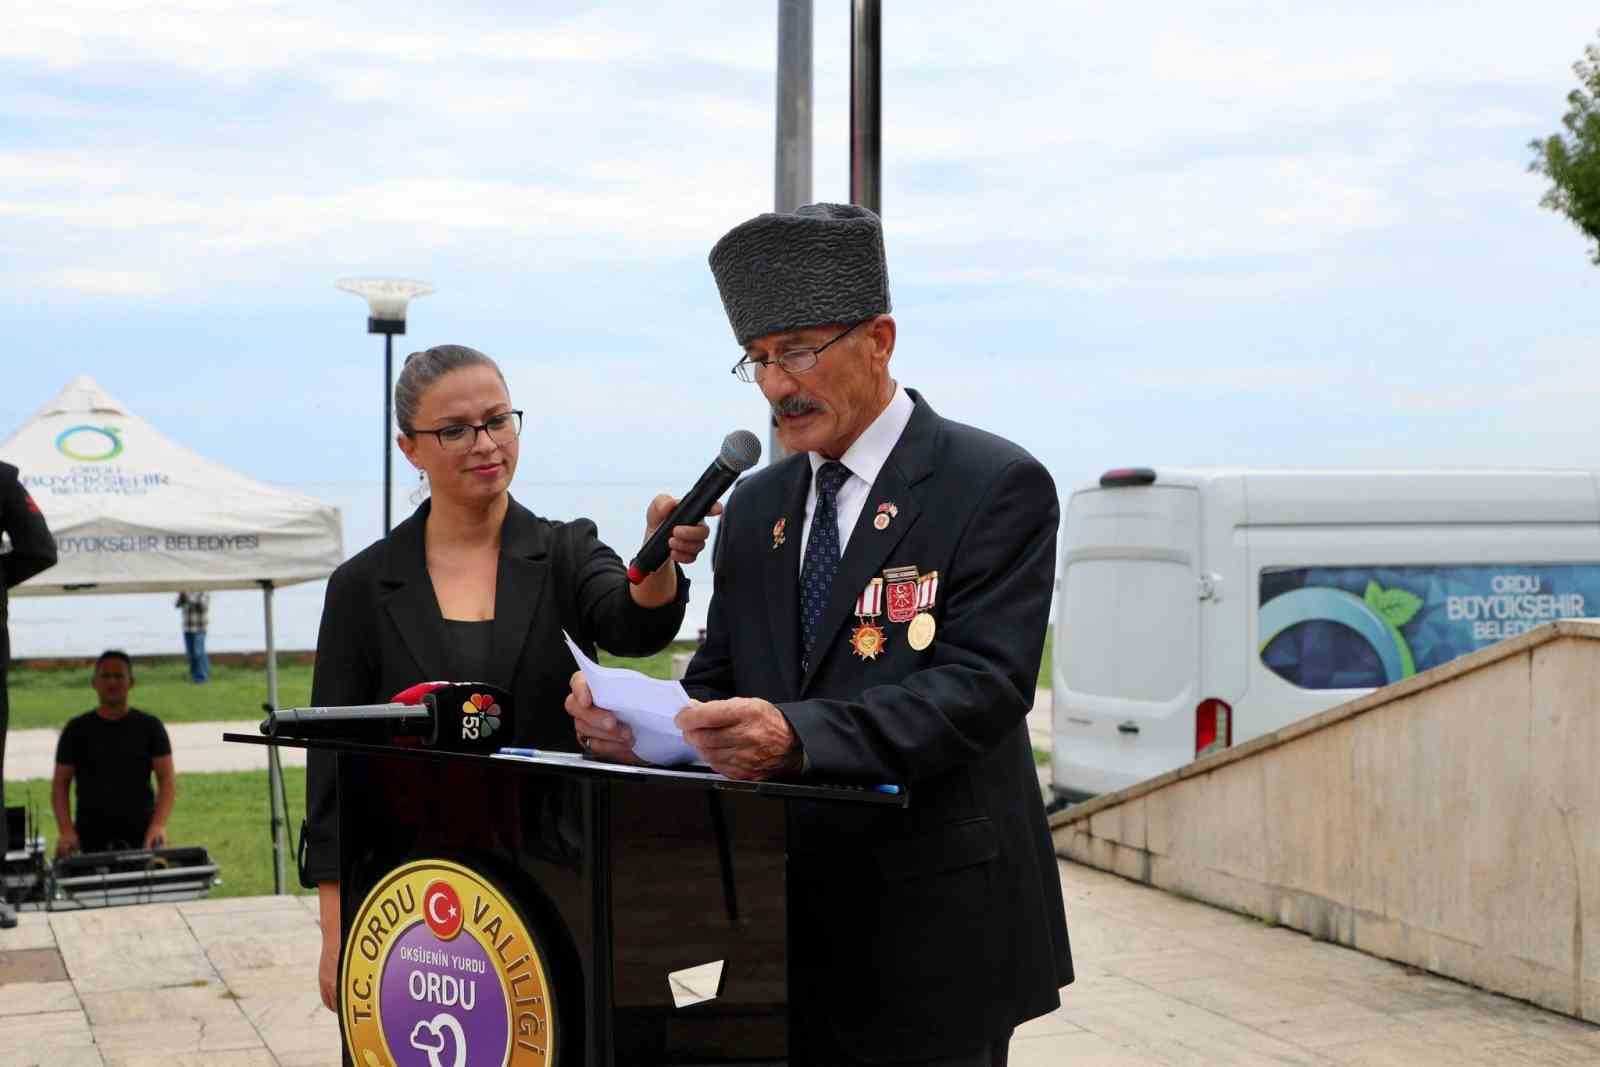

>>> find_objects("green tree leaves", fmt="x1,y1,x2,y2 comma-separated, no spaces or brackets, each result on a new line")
1530,38,1600,264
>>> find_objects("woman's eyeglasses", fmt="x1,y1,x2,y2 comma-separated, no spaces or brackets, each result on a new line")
407,410,524,453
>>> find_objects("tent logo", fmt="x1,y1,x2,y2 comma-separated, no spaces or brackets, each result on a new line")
56,425,124,462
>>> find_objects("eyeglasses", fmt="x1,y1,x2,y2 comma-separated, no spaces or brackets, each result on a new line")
407,410,524,453
730,319,867,383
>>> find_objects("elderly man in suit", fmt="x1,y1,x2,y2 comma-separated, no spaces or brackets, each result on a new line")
568,203,1071,1065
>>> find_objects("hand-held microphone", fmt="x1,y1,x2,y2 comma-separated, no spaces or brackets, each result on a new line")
628,430,761,583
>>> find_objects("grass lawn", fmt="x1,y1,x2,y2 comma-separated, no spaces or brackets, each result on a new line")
8,643,701,731
5,766,311,899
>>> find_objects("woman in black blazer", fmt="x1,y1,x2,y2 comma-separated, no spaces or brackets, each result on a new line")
304,344,711,1011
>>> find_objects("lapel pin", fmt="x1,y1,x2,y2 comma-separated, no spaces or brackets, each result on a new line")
874,502,899,531
772,517,787,550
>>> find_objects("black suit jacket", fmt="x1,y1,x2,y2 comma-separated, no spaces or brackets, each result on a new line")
682,391,1072,1062
1,461,57,747
0,461,57,617
301,496,687,884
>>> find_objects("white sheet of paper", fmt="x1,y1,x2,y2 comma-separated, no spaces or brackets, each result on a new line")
562,632,701,765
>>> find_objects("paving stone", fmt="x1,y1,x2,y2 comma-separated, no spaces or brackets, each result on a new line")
1149,972,1343,1024
0,1008,95,1066
0,979,79,1017
1015,1002,1084,1038
0,1047,103,1067
80,980,244,1026
0,911,57,952
178,894,310,917
273,1051,343,1067
101,1050,279,1067
51,905,215,994
0,947,67,984
1010,1028,1174,1066
91,1014,263,1057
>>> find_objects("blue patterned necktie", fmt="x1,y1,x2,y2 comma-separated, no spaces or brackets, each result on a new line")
800,461,851,672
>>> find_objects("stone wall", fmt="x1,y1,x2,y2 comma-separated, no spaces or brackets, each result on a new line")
1051,619,1600,1022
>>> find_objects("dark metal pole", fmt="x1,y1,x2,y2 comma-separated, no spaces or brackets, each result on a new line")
383,333,393,533
772,0,814,463
850,0,882,215
776,0,813,213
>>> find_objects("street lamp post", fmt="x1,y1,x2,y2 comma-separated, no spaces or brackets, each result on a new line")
335,278,434,533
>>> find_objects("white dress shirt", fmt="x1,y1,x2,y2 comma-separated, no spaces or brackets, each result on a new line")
798,384,915,573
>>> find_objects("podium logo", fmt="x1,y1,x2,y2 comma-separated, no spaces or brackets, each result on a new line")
55,425,124,462
342,858,556,1067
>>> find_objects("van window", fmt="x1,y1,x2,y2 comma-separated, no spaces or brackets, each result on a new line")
1260,564,1600,690
1065,559,1195,701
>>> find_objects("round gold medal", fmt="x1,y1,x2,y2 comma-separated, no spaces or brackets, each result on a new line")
907,613,936,651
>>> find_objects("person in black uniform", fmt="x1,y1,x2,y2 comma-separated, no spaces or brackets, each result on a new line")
303,344,714,1011
567,204,1073,1066
1,460,57,928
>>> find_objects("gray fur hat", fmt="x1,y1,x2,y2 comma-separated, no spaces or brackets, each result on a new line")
708,202,891,346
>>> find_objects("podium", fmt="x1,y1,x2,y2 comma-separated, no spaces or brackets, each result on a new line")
227,733,904,1066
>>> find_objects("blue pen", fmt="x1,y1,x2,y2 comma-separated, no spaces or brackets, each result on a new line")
497,747,587,759
874,784,902,794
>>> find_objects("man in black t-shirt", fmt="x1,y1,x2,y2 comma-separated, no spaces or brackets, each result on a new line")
52,651,176,855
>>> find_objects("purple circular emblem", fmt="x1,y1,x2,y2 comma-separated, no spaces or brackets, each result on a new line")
379,920,509,1067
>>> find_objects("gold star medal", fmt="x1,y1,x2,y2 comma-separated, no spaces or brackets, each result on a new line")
907,570,939,651
850,577,887,660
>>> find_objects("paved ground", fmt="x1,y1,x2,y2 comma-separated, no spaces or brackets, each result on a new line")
2,691,1058,783
4,857,1599,1066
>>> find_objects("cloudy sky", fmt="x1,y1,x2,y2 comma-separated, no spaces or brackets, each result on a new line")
5,1,1600,656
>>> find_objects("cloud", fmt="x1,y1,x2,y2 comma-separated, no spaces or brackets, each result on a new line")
2,3,654,78
32,268,170,296
1116,363,1350,394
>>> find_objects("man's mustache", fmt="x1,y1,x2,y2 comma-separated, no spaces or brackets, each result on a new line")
772,396,824,418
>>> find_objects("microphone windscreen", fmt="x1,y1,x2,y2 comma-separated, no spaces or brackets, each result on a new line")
720,430,763,472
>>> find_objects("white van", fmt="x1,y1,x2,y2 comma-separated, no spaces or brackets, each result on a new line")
1050,467,1600,804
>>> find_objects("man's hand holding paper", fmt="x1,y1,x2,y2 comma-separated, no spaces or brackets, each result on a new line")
561,633,700,765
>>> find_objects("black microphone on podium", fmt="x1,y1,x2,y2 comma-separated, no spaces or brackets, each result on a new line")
260,682,513,753
627,430,762,584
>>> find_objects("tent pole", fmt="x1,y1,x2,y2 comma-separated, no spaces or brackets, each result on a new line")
261,580,288,895
384,333,393,534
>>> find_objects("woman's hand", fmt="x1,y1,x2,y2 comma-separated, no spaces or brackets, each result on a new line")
317,882,341,1012
564,671,648,765
645,493,721,567
629,495,722,608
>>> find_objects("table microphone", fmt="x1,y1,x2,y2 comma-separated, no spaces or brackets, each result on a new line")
259,682,512,753
628,430,761,583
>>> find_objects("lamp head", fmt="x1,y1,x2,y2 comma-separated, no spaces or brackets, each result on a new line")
336,277,435,335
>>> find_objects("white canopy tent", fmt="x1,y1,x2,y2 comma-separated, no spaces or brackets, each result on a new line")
0,375,343,892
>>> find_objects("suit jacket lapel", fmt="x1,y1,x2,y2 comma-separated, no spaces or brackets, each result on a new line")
488,499,551,691
763,457,811,697
380,504,450,683
800,394,940,692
